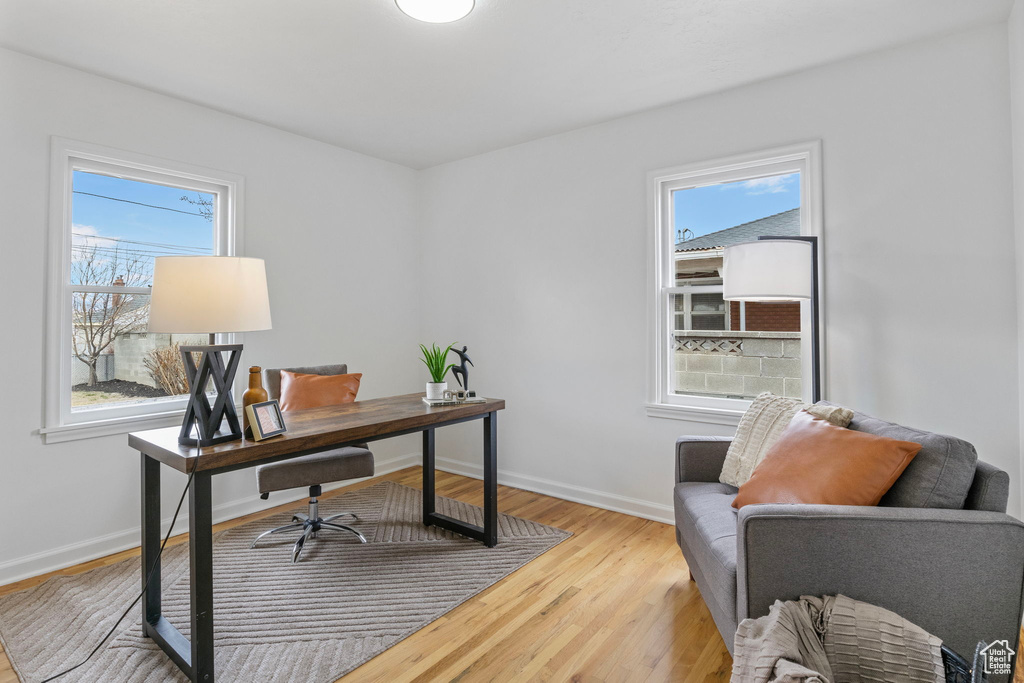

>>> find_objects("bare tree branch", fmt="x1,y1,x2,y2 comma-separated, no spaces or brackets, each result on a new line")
179,193,214,222
71,244,151,386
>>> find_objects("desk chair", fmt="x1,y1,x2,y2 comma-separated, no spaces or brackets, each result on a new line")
250,364,373,562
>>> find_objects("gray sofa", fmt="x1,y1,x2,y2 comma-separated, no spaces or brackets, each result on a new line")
674,403,1024,664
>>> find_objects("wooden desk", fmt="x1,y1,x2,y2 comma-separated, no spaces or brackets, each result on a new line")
128,393,504,683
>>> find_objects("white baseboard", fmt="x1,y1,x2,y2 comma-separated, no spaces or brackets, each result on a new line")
434,456,675,525
0,452,671,586
0,453,420,587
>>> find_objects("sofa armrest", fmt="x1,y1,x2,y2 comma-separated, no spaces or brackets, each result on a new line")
736,504,1024,660
965,459,1010,512
675,436,732,483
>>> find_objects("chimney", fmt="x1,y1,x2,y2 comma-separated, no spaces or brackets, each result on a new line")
112,276,125,307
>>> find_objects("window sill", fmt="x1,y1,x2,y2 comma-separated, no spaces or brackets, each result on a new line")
41,409,188,444
645,402,744,426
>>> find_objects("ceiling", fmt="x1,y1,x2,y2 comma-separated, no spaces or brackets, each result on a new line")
0,0,1013,168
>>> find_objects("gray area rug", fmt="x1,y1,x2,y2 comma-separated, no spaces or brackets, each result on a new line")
0,481,570,682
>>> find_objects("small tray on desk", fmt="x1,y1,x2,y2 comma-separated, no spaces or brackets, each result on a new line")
423,396,487,407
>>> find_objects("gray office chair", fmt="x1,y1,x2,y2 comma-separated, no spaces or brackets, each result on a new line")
250,364,374,562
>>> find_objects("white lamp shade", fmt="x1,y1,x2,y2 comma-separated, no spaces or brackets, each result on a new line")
148,256,272,334
396,0,474,23
722,240,813,301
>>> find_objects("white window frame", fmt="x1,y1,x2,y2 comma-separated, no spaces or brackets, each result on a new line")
42,138,245,443
646,141,823,425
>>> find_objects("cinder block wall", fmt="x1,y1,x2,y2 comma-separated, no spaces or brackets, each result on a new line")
674,331,801,398
113,333,206,388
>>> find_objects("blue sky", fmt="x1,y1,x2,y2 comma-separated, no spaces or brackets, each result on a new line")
71,171,214,284
673,172,800,242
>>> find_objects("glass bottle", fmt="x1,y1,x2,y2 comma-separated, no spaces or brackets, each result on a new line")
242,366,268,435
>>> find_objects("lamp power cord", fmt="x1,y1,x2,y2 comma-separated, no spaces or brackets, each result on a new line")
41,461,198,682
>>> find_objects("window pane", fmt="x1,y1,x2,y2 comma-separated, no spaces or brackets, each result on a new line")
69,171,216,413
71,171,215,287
672,293,686,331
70,292,208,411
674,256,722,283
672,172,800,248
691,292,724,313
690,314,726,331
669,171,803,400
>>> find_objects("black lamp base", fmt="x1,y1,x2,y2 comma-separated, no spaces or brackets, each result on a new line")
178,427,242,448
178,343,243,447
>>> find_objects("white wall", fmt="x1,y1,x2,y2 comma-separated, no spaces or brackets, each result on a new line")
0,48,423,582
420,24,1022,519
1011,0,1024,517
1,17,1021,584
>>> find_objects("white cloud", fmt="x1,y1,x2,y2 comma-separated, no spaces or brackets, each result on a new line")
71,224,120,250
71,224,125,271
739,173,796,195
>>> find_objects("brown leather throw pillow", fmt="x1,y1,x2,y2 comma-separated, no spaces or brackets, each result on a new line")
278,370,362,411
732,409,921,509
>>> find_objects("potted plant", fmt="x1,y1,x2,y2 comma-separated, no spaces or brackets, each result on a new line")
420,343,455,399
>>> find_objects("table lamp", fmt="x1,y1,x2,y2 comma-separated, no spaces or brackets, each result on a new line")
148,256,272,446
722,236,820,402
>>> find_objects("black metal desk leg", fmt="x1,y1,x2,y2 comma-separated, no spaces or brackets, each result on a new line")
189,470,214,682
483,412,498,547
141,454,161,634
422,428,435,523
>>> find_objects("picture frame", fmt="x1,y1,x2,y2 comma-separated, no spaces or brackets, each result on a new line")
244,399,287,441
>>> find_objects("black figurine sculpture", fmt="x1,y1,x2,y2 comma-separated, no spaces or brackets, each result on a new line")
450,345,474,391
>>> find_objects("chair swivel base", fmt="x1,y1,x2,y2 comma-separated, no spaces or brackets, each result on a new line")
251,488,366,562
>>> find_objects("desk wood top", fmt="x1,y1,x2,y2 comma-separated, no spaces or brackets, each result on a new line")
128,393,505,473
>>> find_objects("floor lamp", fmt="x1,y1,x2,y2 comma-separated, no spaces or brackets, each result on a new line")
721,236,820,402
148,256,272,447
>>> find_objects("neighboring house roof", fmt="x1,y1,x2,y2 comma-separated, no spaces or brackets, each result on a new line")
73,295,149,328
675,207,800,252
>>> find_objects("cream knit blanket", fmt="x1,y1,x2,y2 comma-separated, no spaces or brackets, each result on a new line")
731,594,944,683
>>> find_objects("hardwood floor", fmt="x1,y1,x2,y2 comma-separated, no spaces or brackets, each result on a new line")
1019,639,1024,683
5,469,1020,682
0,467,732,682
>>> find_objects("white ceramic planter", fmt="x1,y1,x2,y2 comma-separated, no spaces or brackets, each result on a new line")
426,382,447,400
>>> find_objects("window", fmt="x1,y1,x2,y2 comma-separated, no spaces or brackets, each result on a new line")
647,142,822,423
674,291,728,331
44,139,243,442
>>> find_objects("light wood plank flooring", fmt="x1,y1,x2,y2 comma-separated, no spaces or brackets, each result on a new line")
3,469,1021,682
0,468,732,682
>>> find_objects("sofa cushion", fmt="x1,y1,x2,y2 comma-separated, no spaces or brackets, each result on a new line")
732,410,920,509
673,482,739,623
817,401,978,509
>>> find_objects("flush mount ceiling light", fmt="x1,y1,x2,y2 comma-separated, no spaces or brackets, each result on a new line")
395,0,474,23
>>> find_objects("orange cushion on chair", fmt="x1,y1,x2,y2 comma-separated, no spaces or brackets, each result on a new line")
732,409,921,509
278,370,361,411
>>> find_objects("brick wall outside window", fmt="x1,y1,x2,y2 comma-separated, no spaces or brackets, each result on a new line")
730,301,800,332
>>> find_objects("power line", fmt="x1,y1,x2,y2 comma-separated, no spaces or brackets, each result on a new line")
71,232,209,252
73,191,210,218
73,244,206,258
72,246,200,260
72,245,204,258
